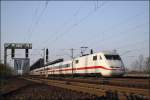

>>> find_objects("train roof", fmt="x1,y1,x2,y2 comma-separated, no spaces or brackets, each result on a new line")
75,51,119,59
100,51,119,55
32,51,120,70
44,58,64,66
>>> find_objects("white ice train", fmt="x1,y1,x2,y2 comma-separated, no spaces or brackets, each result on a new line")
30,51,125,77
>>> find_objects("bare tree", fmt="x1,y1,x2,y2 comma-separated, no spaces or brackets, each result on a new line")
144,57,150,74
131,60,139,71
131,54,145,72
138,55,144,72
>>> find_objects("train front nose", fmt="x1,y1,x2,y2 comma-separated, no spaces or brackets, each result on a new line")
100,66,125,76
106,59,125,76
110,66,125,76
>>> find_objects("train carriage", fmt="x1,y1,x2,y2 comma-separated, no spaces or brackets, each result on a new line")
30,51,125,77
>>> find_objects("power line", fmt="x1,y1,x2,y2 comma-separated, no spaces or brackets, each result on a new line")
76,10,147,47
94,0,99,11
118,47,148,62
90,22,148,49
39,6,83,48
102,39,148,56
60,48,79,59
35,1,49,26
116,39,149,51
42,1,106,48
27,1,49,42
25,2,40,42
25,2,41,42
45,2,106,47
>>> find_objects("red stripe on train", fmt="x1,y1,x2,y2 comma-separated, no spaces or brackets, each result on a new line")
47,66,117,72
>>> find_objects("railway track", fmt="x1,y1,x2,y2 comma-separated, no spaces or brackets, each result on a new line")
2,80,102,100
1,83,36,97
63,77,149,89
22,76,150,100
30,75,149,89
0,78,33,96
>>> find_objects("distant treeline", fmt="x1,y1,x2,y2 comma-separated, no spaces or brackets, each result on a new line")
0,63,14,78
129,56,150,74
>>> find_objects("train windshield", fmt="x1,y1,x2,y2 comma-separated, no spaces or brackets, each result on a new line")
104,55,121,60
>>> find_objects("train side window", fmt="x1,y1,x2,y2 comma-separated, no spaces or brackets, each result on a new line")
93,56,97,61
100,56,102,60
62,65,65,68
66,64,68,67
67,64,70,67
75,60,79,64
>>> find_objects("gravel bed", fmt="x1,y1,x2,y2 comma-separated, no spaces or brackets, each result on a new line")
1,78,106,100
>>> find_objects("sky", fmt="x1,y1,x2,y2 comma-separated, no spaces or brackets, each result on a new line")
1,1,149,69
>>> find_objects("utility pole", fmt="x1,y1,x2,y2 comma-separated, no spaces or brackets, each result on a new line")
70,48,76,77
71,48,74,59
42,48,46,76
42,48,45,65
42,48,49,78
45,48,49,77
71,48,74,77
0,32,1,63
4,48,7,65
61,48,77,77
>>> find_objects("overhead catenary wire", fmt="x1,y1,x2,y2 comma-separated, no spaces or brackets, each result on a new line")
118,47,148,64
39,6,82,48
29,1,148,63
116,39,149,51
27,1,49,42
74,10,147,47
99,38,148,55
34,1,106,61
94,0,99,11
25,2,40,42
90,22,148,49
35,0,49,26
42,1,107,48
50,48,80,60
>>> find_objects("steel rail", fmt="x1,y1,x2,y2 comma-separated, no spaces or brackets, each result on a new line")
22,77,149,100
